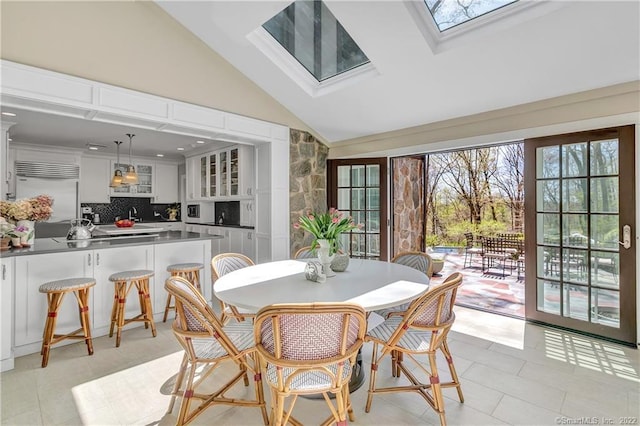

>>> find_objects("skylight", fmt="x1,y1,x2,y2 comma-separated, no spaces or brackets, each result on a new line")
425,0,519,31
262,0,370,82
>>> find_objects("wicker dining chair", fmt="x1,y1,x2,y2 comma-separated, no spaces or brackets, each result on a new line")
293,245,316,259
164,276,268,426
365,272,464,426
211,253,256,323
254,303,367,426
374,251,433,319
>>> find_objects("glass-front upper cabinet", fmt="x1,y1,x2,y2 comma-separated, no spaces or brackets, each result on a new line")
199,156,207,198
209,153,217,197
110,161,154,197
220,150,229,197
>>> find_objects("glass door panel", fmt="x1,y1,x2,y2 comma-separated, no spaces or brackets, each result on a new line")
200,156,207,198
220,151,228,196
328,158,387,260
525,126,636,345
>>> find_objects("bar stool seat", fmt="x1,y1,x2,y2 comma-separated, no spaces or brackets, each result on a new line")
39,277,96,368
108,269,156,347
163,262,204,323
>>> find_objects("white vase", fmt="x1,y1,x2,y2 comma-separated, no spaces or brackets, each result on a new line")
17,220,35,246
316,239,336,277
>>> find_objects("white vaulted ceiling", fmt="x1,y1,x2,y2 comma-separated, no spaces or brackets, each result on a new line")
156,1,639,144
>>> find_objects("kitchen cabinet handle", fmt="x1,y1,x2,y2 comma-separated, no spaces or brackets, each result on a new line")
88,253,92,266
247,232,252,240
96,253,100,266
2,264,5,280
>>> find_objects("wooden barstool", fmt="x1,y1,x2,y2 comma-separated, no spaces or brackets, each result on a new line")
39,277,96,368
163,262,204,322
108,269,156,347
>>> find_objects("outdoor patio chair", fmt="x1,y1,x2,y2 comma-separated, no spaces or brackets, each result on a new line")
463,232,483,268
365,272,464,426
164,276,268,426
211,253,256,323
254,302,367,426
481,236,513,278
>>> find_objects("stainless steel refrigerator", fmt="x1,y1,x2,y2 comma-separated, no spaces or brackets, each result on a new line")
15,161,80,237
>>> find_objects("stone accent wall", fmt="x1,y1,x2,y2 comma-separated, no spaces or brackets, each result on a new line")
290,129,329,257
392,157,425,256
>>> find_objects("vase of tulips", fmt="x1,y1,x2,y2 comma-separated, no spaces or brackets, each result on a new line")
294,208,361,276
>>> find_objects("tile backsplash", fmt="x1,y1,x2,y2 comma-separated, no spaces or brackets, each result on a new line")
82,198,180,223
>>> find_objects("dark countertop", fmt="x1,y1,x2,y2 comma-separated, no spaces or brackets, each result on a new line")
185,222,254,230
0,230,222,258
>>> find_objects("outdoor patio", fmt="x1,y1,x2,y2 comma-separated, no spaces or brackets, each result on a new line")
431,250,525,318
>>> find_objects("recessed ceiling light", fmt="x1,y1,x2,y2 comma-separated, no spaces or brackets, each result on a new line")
1,112,17,117
156,154,164,157
196,140,205,144
177,147,185,151
86,143,106,151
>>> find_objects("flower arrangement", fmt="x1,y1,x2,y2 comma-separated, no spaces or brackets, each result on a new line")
294,207,362,255
0,218,15,238
0,194,53,223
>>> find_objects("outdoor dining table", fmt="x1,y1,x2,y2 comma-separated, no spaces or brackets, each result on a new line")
214,258,431,391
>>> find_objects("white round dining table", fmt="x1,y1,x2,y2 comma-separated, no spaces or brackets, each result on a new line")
213,258,430,313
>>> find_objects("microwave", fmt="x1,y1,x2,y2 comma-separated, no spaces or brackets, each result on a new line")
187,204,200,218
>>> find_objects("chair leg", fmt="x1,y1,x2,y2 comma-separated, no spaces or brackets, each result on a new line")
41,292,64,368
163,293,173,323
137,278,157,337
251,353,269,425
441,340,464,403
176,360,197,426
427,351,447,426
365,342,380,413
167,353,189,414
76,288,94,356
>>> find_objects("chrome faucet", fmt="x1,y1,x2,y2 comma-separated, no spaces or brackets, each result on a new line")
128,207,138,221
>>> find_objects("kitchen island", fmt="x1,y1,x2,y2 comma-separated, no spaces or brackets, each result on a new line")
0,231,222,371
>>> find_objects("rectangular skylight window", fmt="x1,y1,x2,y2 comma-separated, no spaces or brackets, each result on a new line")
425,0,519,31
262,0,370,82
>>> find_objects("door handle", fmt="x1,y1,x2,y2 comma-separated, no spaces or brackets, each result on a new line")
618,224,631,249
88,253,92,266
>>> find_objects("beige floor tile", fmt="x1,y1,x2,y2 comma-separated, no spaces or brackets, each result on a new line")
492,394,564,425
463,363,566,412
1,306,635,425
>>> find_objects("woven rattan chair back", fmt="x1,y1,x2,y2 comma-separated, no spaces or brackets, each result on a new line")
254,303,367,425
211,253,255,322
293,246,316,259
404,271,462,329
164,276,268,425
391,251,433,277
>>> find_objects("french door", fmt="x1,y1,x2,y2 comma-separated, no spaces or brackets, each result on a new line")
524,126,636,344
328,158,387,260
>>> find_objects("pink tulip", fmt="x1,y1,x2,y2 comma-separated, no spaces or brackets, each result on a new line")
293,223,300,229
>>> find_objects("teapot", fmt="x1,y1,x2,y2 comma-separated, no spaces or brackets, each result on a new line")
66,218,96,240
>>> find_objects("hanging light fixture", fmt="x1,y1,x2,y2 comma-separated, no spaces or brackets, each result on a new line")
109,141,124,187
123,133,139,185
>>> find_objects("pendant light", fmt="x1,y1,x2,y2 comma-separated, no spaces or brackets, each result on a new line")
109,141,124,187
123,133,139,185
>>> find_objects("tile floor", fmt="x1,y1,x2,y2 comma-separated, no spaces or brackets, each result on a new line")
1,307,638,425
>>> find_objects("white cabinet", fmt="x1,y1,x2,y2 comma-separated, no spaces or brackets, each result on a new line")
153,240,212,312
154,163,179,203
218,145,255,198
110,160,154,197
185,155,204,201
185,145,255,201
1,257,14,371
240,200,255,227
80,156,111,203
14,251,93,349
207,227,255,261
92,246,154,332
